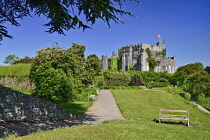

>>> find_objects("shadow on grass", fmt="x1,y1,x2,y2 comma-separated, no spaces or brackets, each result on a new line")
55,102,92,116
153,119,191,127
0,113,101,138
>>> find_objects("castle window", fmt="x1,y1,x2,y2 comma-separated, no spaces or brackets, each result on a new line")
156,57,161,61
133,51,138,58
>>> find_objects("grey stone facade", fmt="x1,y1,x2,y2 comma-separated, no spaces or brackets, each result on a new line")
0,85,75,121
102,52,117,72
102,41,176,73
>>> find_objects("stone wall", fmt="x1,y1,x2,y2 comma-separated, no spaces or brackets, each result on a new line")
0,85,75,121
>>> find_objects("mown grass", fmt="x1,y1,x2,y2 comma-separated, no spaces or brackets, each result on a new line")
12,90,210,140
153,86,184,93
0,64,31,77
56,101,92,115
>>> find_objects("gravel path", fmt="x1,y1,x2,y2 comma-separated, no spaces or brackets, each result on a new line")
0,90,125,138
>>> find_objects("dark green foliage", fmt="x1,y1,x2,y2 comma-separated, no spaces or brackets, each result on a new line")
183,70,210,97
0,0,140,41
130,75,142,86
172,62,204,86
145,48,159,71
32,68,74,102
94,76,105,87
162,49,166,57
127,70,143,86
85,54,102,85
118,48,122,71
103,69,115,84
205,66,210,74
141,71,161,82
3,54,20,64
111,71,131,86
30,43,91,102
13,56,34,64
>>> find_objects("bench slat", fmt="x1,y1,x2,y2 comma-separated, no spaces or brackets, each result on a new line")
160,114,188,117
160,109,188,113
160,117,189,120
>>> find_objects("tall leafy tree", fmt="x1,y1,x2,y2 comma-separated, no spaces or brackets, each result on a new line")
85,54,102,85
205,66,210,74
183,70,210,97
3,54,20,64
13,56,34,64
172,62,204,86
30,43,87,102
0,0,140,41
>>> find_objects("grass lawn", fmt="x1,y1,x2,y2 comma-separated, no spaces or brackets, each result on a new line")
12,90,210,140
56,101,92,115
152,86,184,93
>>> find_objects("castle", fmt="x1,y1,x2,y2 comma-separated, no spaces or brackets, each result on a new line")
102,41,176,73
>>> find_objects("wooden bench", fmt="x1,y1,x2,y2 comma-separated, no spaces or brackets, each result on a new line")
159,109,189,126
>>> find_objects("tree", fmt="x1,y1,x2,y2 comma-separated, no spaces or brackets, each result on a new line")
183,70,210,97
3,54,20,64
172,62,204,86
85,54,102,85
205,66,210,74
13,56,34,64
30,43,87,102
0,0,140,41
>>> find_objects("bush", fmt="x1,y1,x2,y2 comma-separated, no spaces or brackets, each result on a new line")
33,68,75,102
75,87,98,101
94,76,105,86
184,92,191,101
167,86,172,93
111,71,131,86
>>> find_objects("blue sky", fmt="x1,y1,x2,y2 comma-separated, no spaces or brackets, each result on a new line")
0,0,210,68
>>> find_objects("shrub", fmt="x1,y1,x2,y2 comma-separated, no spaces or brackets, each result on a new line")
184,92,191,101
94,76,105,87
167,86,172,93
33,68,75,102
111,71,131,86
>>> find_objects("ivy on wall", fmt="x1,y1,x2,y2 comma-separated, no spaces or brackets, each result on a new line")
146,48,160,71
110,57,118,71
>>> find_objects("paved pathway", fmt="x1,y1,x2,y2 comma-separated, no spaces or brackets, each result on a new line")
0,90,125,138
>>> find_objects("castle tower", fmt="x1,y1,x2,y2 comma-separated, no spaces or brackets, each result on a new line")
102,55,109,71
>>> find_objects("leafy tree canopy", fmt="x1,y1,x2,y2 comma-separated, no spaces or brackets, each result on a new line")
13,56,34,64
205,66,210,74
172,62,204,86
3,54,20,64
183,70,210,97
0,0,140,41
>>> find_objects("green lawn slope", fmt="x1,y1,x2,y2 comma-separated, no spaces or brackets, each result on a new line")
14,90,210,140
0,64,31,77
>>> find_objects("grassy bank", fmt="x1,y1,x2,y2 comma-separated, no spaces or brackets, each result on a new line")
0,64,31,77
11,90,210,139
56,101,92,115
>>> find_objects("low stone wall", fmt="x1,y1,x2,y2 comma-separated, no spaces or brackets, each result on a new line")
0,85,75,121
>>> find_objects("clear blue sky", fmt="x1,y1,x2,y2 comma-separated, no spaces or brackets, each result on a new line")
0,0,210,68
